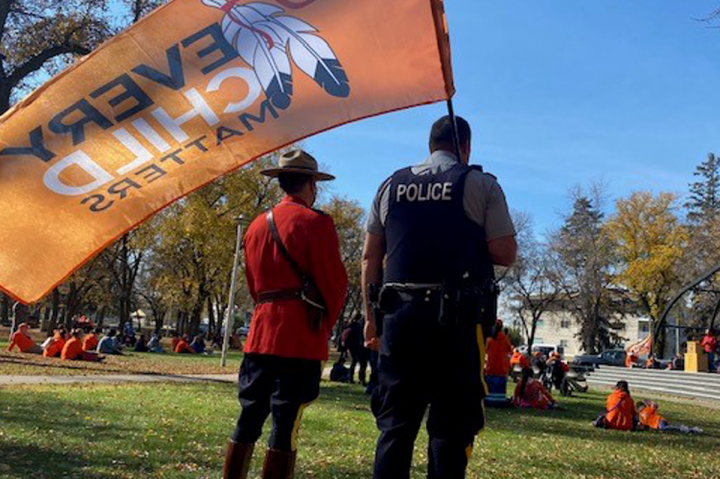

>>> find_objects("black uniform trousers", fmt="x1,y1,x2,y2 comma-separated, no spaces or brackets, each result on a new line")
232,354,321,451
372,295,486,479
349,345,370,384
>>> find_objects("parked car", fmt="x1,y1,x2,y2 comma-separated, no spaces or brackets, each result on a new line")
572,348,627,367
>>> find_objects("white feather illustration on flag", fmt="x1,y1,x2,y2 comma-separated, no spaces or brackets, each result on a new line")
201,0,350,109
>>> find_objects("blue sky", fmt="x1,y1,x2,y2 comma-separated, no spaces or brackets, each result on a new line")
306,0,720,234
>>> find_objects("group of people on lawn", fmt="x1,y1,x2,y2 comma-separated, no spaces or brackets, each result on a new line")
6,322,225,360
592,380,702,433
8,323,104,361
483,319,568,410
482,320,703,434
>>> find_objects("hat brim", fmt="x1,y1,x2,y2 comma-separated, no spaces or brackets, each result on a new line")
260,167,335,181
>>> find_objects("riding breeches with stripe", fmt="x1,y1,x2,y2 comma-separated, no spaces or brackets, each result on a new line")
232,353,321,451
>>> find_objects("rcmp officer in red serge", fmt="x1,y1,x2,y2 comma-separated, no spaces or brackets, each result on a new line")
362,116,517,478
223,150,348,479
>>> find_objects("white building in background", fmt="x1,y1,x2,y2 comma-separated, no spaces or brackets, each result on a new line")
525,310,651,358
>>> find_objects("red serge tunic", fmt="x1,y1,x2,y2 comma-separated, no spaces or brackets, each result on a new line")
243,196,348,361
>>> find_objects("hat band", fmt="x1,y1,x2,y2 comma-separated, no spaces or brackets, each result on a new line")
280,165,317,172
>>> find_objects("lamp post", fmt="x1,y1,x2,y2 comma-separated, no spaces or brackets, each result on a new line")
221,214,246,368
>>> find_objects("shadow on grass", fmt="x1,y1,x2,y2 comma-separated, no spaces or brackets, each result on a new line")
0,441,117,479
0,356,131,374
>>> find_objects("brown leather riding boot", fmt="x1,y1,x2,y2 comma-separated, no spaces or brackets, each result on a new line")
223,441,254,479
261,449,297,479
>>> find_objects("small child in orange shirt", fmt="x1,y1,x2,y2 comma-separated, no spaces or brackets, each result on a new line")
637,400,702,434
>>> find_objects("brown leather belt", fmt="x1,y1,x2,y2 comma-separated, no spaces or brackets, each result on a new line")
257,288,303,304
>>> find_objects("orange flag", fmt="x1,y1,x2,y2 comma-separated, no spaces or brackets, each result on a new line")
0,0,454,304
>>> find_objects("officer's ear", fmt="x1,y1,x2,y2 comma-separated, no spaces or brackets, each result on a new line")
461,141,471,165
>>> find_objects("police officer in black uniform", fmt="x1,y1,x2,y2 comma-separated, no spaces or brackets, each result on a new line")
362,115,517,479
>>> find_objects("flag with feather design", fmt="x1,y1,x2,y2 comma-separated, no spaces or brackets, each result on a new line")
0,0,455,304
201,0,350,109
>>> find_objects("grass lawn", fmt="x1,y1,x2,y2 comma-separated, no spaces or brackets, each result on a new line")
1,381,719,479
0,337,244,376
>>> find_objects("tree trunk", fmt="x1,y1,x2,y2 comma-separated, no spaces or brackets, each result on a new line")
207,296,215,335
1,294,9,326
11,303,29,335
177,310,188,335
154,308,165,334
96,305,106,327
118,234,132,331
48,288,60,336
42,305,51,332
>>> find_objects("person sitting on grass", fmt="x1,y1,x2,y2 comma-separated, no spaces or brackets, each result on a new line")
60,329,101,361
134,334,149,352
170,331,181,351
147,333,164,353
330,356,351,383
7,323,43,354
98,329,123,355
82,327,101,352
190,334,209,354
637,400,703,434
593,380,636,430
174,334,195,354
43,328,67,358
512,367,557,410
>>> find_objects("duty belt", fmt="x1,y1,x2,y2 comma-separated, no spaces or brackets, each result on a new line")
381,283,443,303
257,288,303,304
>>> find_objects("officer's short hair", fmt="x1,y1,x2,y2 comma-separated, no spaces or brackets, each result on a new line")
429,115,471,152
278,173,313,195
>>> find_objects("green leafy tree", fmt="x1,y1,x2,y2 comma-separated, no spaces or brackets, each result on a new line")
322,196,366,343
686,153,720,223
551,187,621,354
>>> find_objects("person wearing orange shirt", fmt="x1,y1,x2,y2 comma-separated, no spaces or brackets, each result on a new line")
512,368,556,410
62,329,102,361
636,400,703,433
61,330,86,360
170,331,181,352
596,381,636,431
83,327,101,351
174,335,195,354
485,320,513,406
510,348,530,369
637,400,666,430
7,323,42,354
625,352,638,368
43,329,67,358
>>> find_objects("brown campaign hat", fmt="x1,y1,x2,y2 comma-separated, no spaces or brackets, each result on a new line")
260,150,335,181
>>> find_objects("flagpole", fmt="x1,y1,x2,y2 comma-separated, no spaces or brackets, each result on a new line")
446,98,463,162
221,215,246,368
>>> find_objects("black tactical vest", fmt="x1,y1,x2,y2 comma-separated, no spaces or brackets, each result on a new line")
384,163,494,285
